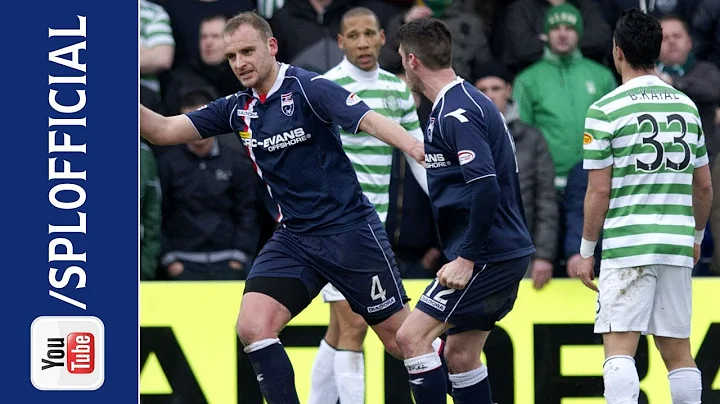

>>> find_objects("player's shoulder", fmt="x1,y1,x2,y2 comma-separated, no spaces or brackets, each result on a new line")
321,63,346,81
140,0,167,14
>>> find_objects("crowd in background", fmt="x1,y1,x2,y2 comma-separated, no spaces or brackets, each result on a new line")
139,0,720,289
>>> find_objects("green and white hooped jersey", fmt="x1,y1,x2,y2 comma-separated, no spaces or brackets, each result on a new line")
583,75,708,270
323,58,423,224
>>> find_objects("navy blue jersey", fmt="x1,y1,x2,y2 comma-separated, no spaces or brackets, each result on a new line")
186,63,377,235
425,78,534,263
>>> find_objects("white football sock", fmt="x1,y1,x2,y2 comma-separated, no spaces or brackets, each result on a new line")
603,355,640,404
335,350,364,404
308,339,338,404
669,367,702,404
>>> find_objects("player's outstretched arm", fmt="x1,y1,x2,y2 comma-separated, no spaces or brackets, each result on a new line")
140,104,201,146
358,111,424,164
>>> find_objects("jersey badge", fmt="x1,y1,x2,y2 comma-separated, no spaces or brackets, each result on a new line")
281,92,294,117
383,94,400,112
346,92,362,106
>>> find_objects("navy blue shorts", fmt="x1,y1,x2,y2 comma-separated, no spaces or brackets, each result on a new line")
246,214,407,325
416,254,531,334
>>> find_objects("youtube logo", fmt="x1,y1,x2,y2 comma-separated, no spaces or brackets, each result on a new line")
31,316,104,390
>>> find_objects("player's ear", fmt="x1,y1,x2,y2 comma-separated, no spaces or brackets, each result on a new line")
337,33,345,51
379,29,386,47
268,36,278,57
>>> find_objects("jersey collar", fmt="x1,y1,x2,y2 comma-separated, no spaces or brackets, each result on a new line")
252,62,290,100
340,57,379,82
433,76,464,111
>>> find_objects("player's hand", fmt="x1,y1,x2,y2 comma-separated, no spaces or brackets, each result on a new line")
566,253,582,278
409,140,425,165
576,256,598,292
167,261,184,278
229,260,245,271
531,258,553,290
694,243,701,266
437,256,474,290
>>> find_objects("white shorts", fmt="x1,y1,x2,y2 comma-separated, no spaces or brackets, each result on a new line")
321,283,347,303
594,265,692,338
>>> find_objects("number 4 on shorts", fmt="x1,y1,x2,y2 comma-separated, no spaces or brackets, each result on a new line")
371,275,387,301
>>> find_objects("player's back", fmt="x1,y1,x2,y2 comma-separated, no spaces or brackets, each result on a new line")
425,78,534,263
583,75,708,269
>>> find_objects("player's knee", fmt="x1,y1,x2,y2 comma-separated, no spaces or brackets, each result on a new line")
337,316,368,349
236,304,287,345
654,337,696,371
395,322,424,358
443,343,481,374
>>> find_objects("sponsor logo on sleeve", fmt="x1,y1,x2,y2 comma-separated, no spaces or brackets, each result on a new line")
346,93,362,106
583,132,593,145
458,150,476,165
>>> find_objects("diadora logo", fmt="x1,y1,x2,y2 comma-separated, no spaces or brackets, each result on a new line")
425,153,451,168
237,109,258,118
242,127,312,152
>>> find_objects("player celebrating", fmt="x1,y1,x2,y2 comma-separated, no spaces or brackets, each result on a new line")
308,7,428,404
139,12,425,404
577,9,712,404
393,18,536,403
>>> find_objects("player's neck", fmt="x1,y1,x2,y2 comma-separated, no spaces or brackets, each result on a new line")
422,69,459,105
621,67,655,84
253,62,281,98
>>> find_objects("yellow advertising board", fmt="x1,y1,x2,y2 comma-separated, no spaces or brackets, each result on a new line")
140,279,720,403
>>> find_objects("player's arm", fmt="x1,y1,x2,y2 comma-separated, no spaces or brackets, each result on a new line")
140,105,200,145
303,75,424,164
358,111,425,165
692,128,713,249
140,96,234,145
444,112,501,263
579,106,614,258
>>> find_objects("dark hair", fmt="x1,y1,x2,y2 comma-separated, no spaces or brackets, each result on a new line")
658,14,691,35
613,9,662,70
201,14,228,26
225,11,273,41
393,18,452,71
340,7,380,34
178,88,215,110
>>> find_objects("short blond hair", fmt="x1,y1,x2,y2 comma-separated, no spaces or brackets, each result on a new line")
224,11,273,40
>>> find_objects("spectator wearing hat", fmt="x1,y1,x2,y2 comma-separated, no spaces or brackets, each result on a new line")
474,62,559,289
512,3,617,192
500,0,612,74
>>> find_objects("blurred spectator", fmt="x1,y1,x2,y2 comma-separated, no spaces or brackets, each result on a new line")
657,15,720,163
381,1,492,80
601,0,700,35
500,0,611,74
692,0,720,68
474,62,559,290
163,14,244,115
140,0,175,96
140,140,162,281
563,161,601,277
270,0,399,74
512,3,617,191
159,0,255,68
157,88,260,281
256,0,287,20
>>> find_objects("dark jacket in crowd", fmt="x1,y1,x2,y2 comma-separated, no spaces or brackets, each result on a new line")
692,0,720,68
381,2,492,79
601,0,700,33
501,0,611,74
505,101,558,263
564,162,602,271
270,0,399,74
158,140,259,266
